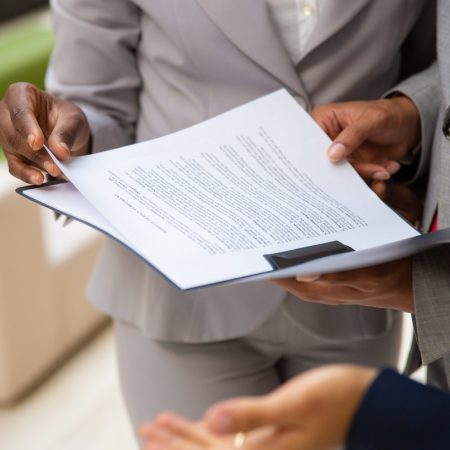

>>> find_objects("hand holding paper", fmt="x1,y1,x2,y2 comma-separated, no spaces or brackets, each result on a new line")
313,96,421,182
0,82,91,185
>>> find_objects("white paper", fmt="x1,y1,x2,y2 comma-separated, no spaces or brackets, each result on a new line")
37,90,418,289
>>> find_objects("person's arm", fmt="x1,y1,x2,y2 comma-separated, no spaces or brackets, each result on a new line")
383,61,440,182
0,0,142,186
314,62,440,182
273,63,441,312
47,0,142,153
139,365,450,450
412,247,450,366
348,368,450,450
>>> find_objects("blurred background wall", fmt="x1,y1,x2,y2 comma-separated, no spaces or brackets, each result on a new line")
0,3,107,406
0,0,48,22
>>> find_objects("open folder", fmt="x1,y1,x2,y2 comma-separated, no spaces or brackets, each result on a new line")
16,90,450,290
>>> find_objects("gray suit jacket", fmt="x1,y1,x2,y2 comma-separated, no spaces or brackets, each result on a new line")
46,0,435,342
398,1,450,390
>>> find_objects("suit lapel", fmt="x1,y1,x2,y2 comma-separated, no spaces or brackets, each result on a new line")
300,0,370,60
194,0,306,97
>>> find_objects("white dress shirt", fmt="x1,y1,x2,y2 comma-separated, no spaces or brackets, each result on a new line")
267,0,320,64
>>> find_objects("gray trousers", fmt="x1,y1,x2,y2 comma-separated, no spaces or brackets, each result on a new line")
114,295,402,438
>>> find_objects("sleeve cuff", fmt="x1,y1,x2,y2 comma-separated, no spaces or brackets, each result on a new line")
78,103,133,154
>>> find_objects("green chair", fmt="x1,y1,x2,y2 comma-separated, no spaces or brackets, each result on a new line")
0,19,53,160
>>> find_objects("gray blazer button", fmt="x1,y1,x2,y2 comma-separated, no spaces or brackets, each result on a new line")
443,105,450,140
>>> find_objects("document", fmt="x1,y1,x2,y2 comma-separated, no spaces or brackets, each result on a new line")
18,90,448,291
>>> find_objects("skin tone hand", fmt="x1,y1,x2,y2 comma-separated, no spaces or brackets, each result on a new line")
273,258,414,313
272,96,423,312
139,365,378,450
0,82,91,185
312,95,421,183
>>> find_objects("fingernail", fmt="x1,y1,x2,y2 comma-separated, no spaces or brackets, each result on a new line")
43,161,55,174
211,411,235,434
296,274,320,282
27,134,35,149
385,161,401,175
31,175,42,185
59,142,71,158
327,143,346,161
373,171,390,181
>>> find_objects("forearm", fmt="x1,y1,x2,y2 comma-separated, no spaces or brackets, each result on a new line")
347,368,450,450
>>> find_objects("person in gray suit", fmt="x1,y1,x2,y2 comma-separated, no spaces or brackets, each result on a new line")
274,0,450,393
0,0,438,439
139,3,450,442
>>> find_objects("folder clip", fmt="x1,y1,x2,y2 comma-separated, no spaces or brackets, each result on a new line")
264,241,354,270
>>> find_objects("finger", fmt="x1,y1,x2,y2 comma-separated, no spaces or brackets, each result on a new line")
1,103,60,177
295,274,321,282
141,416,213,450
371,180,387,199
272,278,360,304
383,160,402,176
143,414,214,446
2,132,61,177
245,428,311,450
350,160,401,182
5,83,45,151
26,148,61,177
349,161,390,182
142,425,205,450
377,183,423,223
327,110,388,162
47,107,90,160
205,396,283,435
0,104,37,157
302,271,378,292
311,104,343,139
205,390,313,437
4,151,45,185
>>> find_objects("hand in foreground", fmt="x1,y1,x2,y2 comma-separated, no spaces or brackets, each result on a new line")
312,96,421,182
0,82,91,185
273,257,414,313
140,365,378,450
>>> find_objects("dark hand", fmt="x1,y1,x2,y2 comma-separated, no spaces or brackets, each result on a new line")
312,96,421,182
372,181,423,225
273,258,414,313
0,82,91,184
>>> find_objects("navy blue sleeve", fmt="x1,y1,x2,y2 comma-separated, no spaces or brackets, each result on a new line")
347,368,450,450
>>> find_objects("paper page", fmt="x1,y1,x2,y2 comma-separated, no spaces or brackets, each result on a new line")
22,182,450,290
24,182,136,250
44,90,418,289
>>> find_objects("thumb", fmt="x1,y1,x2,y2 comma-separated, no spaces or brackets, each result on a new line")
47,103,90,160
205,393,293,435
327,111,384,162
47,121,74,161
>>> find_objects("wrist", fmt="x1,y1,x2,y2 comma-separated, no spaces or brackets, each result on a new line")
389,95,421,151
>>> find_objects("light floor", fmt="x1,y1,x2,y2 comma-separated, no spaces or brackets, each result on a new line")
0,316,423,450
0,327,137,450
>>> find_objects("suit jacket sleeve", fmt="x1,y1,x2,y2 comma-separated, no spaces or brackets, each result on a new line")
347,369,450,450
412,246,450,365
46,0,141,153
384,61,440,182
